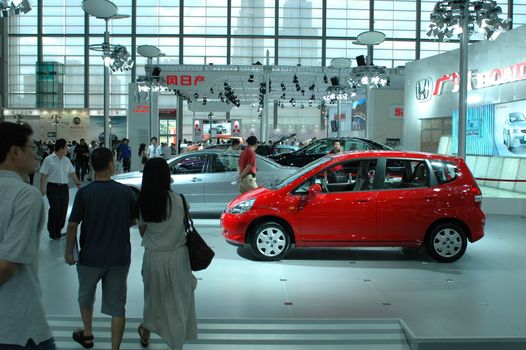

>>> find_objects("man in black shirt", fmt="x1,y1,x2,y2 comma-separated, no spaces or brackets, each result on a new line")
74,139,90,181
65,147,136,350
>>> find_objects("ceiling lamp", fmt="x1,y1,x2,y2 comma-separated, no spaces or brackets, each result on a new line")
427,0,510,41
0,0,31,17
107,45,134,72
348,65,390,88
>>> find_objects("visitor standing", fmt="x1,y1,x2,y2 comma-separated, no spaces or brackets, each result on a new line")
147,137,162,158
238,135,258,193
117,138,132,173
0,122,56,350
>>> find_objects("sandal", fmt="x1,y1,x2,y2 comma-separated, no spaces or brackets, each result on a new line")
138,324,150,347
72,329,94,349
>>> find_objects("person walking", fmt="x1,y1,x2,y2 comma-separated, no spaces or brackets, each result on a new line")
135,158,197,350
0,122,56,350
87,141,97,181
74,139,90,181
64,147,137,350
116,138,132,173
40,138,82,240
138,143,147,169
238,135,258,193
147,137,162,159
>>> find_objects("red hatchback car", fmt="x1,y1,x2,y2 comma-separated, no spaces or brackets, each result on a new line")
221,151,485,263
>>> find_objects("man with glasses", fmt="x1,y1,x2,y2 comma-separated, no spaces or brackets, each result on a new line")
0,122,56,350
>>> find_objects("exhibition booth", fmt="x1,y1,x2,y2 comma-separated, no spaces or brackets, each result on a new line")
404,25,526,213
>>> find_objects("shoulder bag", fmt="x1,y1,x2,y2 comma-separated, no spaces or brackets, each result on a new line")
180,194,215,271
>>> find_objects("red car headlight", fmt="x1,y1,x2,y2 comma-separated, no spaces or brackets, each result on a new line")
226,198,256,214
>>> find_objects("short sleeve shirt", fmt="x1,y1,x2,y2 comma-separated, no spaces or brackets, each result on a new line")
39,152,75,184
0,171,52,345
238,147,257,175
69,180,136,267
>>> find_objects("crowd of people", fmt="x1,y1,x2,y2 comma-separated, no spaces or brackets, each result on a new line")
0,122,197,350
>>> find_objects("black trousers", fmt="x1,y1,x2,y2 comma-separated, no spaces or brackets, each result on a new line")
75,160,89,181
122,158,131,172
47,183,69,239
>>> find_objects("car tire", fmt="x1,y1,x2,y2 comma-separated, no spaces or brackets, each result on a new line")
425,222,467,263
249,221,291,261
507,133,514,151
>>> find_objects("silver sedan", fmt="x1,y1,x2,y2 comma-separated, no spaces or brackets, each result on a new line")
112,149,297,213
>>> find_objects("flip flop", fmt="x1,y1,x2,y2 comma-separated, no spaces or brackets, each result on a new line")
138,324,150,347
72,329,94,349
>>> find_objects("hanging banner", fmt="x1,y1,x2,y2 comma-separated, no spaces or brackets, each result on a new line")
232,119,242,136
193,120,203,140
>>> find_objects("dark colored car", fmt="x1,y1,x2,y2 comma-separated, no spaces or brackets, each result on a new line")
255,133,297,157
268,137,391,167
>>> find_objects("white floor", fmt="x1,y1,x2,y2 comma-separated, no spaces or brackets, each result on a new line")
29,182,526,349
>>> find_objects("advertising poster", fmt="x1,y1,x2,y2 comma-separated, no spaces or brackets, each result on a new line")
89,115,127,146
202,120,232,136
40,109,90,142
231,119,242,136
495,100,526,157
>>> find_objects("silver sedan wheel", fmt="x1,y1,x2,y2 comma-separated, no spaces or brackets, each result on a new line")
249,222,291,261
432,227,463,258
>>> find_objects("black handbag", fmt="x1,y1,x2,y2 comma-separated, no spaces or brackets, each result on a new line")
180,194,215,271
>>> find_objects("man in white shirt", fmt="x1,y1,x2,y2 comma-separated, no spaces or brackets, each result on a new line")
0,122,56,350
40,138,82,240
147,137,162,159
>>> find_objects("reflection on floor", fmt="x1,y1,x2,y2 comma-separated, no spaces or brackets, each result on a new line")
37,188,526,349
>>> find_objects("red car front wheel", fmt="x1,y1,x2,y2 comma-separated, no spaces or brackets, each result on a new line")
249,221,291,261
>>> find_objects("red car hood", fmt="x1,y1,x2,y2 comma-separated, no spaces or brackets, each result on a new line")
228,186,271,207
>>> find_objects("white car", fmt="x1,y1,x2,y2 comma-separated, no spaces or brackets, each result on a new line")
113,149,296,214
503,112,526,151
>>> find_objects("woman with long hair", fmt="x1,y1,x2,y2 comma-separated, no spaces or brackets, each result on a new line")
136,158,197,350
138,143,147,169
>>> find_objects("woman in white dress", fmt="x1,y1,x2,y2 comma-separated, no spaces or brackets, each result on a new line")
136,158,197,350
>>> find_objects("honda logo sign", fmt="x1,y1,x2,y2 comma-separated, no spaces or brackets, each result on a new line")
415,78,432,102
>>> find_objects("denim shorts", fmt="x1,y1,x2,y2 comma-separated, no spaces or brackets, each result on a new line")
76,264,129,317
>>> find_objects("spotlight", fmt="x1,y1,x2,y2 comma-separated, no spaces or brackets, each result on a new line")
259,82,266,94
248,74,254,83
296,84,301,92
301,89,305,95
356,55,367,66
323,75,328,83
281,83,286,91
194,92,199,99
210,87,214,94
203,97,207,105
293,75,298,84
308,84,315,91
281,93,286,99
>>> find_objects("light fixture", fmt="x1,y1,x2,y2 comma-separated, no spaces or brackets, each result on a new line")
348,65,390,88
427,0,510,41
323,75,328,84
107,45,134,72
248,74,254,83
281,83,286,91
0,0,31,18
83,0,131,147
427,0,509,158
292,75,299,84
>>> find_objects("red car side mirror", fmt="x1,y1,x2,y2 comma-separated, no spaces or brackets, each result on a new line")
308,183,322,196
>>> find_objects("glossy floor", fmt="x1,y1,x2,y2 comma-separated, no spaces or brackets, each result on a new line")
36,187,526,345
